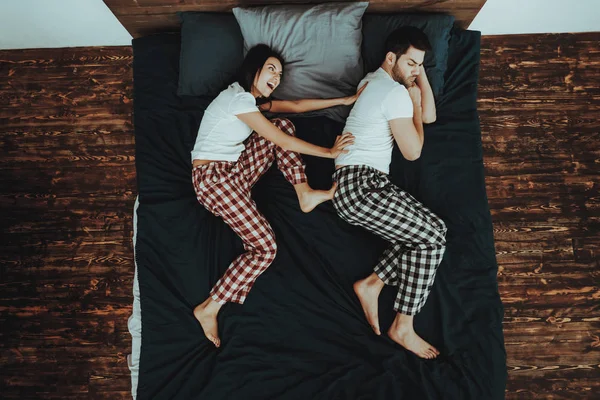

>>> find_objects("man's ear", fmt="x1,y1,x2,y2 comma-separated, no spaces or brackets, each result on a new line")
385,51,397,66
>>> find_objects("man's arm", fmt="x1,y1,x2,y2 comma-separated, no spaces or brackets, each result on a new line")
415,65,436,124
389,87,424,161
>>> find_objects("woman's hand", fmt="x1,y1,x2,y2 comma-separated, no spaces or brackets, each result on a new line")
328,132,355,158
341,83,368,106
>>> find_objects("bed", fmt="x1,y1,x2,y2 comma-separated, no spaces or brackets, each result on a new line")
127,24,507,399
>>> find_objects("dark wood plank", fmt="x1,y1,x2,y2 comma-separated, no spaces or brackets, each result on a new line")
1,46,135,399
101,0,487,38
479,32,600,400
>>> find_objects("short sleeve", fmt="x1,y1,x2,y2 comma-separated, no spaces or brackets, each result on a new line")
229,92,259,116
381,85,413,121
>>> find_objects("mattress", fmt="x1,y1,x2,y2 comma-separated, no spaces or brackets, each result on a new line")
128,28,506,399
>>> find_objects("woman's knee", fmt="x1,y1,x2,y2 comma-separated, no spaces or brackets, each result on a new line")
253,227,278,262
257,240,278,265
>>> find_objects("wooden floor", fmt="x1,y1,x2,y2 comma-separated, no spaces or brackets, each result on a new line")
479,32,600,399
0,47,135,399
1,32,598,399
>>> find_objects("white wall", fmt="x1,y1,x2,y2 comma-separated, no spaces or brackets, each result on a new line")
0,0,131,50
469,0,599,34
0,0,598,50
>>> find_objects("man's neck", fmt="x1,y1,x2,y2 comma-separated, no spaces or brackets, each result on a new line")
380,64,394,79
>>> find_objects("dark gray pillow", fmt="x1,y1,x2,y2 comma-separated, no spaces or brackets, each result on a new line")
177,12,244,97
233,2,369,122
362,13,455,98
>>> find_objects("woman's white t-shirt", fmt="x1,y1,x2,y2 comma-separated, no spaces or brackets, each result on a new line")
191,82,259,162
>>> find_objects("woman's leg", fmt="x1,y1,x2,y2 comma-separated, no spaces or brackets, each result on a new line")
210,194,278,305
190,131,281,347
192,167,277,347
269,118,337,212
192,118,337,347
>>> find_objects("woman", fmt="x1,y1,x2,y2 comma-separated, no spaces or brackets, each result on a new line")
192,44,365,347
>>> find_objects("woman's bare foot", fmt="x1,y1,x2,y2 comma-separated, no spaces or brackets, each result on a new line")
295,182,337,213
353,273,385,335
193,297,223,348
388,313,440,359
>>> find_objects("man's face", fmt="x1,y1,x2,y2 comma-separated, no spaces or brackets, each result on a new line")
389,46,425,87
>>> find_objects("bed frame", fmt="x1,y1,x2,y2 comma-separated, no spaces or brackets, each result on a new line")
103,0,486,38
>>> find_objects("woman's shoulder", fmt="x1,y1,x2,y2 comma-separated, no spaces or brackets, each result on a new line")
215,82,242,98
217,82,253,101
210,82,249,108
209,82,257,116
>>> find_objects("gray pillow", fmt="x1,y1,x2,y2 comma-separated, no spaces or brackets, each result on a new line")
362,13,455,98
233,2,369,122
177,12,244,97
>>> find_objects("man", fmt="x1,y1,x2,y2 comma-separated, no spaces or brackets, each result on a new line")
332,27,447,359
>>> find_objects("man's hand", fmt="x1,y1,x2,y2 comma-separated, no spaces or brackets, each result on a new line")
416,65,427,86
407,84,422,108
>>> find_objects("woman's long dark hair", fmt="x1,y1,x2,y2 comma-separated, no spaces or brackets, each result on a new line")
235,44,285,107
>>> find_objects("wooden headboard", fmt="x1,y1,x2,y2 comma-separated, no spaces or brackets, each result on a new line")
103,0,486,39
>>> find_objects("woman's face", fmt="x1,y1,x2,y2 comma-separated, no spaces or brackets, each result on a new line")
253,56,283,98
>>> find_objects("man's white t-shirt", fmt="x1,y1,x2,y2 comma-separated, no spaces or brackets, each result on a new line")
335,68,414,174
191,82,259,162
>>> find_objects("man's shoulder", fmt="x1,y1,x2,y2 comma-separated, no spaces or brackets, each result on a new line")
384,83,409,101
362,74,401,96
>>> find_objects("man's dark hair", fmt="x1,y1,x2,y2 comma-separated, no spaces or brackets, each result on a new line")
235,44,284,106
384,27,432,60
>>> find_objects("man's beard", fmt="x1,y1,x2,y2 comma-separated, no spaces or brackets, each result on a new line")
391,65,415,88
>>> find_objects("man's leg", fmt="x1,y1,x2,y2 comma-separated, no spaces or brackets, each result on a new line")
333,165,446,358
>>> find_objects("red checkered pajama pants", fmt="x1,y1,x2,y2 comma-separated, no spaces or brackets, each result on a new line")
192,118,307,304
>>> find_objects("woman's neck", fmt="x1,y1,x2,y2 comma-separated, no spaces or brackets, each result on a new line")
249,85,261,99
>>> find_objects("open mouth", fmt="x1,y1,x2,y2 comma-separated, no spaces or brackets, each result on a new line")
267,82,275,90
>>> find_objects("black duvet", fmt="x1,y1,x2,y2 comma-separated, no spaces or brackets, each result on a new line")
133,29,506,399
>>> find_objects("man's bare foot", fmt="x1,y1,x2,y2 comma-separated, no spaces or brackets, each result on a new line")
388,313,440,359
296,182,337,213
353,273,385,335
193,297,223,348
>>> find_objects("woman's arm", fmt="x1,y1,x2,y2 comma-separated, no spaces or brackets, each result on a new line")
415,66,436,124
260,84,368,114
236,112,354,159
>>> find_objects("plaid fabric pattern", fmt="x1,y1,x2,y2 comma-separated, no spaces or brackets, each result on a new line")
332,165,447,315
193,118,307,304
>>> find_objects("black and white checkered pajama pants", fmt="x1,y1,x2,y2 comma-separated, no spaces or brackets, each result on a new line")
332,165,447,315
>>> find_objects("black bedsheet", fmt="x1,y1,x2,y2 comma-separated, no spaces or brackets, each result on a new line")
133,29,506,399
